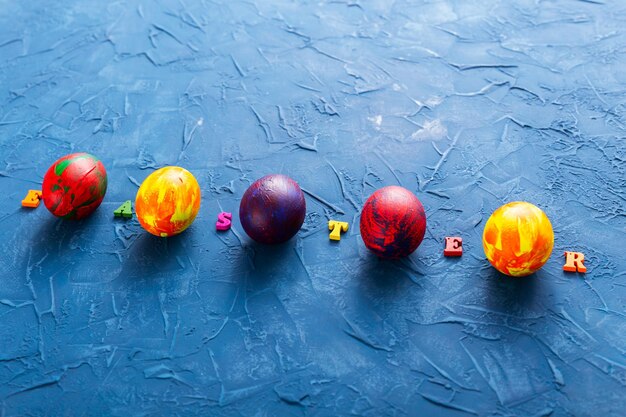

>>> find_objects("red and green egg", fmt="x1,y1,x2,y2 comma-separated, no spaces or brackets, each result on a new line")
42,153,107,220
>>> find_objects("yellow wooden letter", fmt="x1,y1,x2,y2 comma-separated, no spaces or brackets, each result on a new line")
328,220,349,241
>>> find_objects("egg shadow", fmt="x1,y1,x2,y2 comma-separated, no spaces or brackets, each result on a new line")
241,239,297,288
355,251,419,298
483,267,541,314
30,212,100,257
121,229,194,281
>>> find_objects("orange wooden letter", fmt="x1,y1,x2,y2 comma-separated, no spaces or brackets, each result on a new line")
22,190,42,208
563,251,587,273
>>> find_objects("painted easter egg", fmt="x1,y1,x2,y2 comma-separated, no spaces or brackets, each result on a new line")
239,174,306,244
42,153,107,220
482,201,554,277
135,166,201,237
360,186,427,259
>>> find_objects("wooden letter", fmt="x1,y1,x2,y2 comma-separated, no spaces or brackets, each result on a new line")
328,220,349,241
22,190,42,208
216,212,232,231
444,237,462,257
563,251,587,273
114,200,133,218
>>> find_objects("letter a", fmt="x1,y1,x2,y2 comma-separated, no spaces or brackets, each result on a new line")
114,200,133,218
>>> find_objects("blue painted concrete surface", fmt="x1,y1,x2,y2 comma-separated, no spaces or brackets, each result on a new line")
0,1,624,416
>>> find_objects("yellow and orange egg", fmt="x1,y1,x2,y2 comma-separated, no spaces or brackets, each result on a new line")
482,201,554,277
135,166,201,237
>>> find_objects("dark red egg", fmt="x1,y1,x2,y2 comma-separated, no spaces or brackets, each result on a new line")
239,174,306,244
360,186,426,259
42,153,107,220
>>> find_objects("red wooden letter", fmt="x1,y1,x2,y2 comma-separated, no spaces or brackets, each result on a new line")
444,237,462,257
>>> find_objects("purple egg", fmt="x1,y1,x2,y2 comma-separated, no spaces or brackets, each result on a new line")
239,174,306,244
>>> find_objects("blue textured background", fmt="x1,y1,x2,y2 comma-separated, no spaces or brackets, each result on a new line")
1,1,624,416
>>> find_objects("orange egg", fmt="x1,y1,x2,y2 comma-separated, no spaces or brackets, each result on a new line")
135,166,201,237
482,202,554,277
